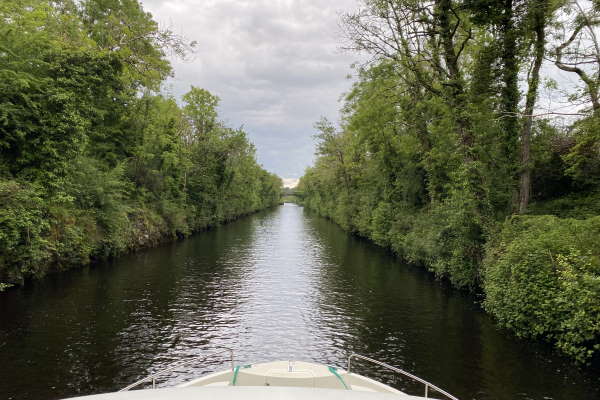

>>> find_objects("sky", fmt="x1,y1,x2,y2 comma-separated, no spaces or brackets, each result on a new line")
140,0,362,182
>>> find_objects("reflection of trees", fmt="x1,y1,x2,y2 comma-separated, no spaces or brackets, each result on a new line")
0,212,261,399
302,209,600,399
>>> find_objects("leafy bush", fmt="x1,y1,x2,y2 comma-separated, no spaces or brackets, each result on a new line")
395,200,485,289
0,180,50,284
483,215,600,363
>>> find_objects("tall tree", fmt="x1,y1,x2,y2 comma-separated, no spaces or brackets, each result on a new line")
182,86,220,139
554,0,600,114
519,0,552,212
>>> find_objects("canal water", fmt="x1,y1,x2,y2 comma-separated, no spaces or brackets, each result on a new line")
1,204,599,400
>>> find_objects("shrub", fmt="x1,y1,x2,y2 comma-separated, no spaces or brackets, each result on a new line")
483,215,600,363
0,180,51,284
397,195,486,290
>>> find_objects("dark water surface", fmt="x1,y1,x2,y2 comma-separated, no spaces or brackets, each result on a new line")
1,204,599,400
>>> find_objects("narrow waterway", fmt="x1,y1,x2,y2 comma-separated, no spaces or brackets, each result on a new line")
1,204,598,400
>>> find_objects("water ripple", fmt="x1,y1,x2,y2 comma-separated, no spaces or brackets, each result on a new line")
0,204,599,400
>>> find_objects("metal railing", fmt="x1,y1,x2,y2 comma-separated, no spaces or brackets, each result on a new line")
119,348,235,391
347,353,459,400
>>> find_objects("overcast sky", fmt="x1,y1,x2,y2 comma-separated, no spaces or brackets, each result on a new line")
140,0,362,181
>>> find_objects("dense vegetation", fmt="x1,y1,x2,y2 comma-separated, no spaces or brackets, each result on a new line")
0,0,281,288
299,0,600,363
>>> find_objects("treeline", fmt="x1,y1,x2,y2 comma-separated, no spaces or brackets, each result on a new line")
0,0,281,288
299,0,600,363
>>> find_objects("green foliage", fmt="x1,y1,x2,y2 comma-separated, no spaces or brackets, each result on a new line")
483,216,600,363
64,157,132,256
529,192,600,219
183,86,220,137
78,0,174,89
0,50,124,182
529,121,576,200
0,282,12,291
301,0,600,362
0,180,50,283
564,116,600,188
0,1,281,285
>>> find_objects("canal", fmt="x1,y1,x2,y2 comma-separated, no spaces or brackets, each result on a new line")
1,204,599,399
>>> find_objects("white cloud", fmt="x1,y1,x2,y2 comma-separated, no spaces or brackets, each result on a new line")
282,178,299,188
141,0,362,179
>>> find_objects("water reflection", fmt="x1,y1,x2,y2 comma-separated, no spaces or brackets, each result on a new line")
302,208,600,400
0,204,599,400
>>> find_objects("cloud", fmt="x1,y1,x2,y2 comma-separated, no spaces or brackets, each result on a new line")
282,178,299,188
141,0,361,179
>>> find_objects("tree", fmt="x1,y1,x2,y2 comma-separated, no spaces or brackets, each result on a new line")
519,0,553,212
78,0,188,89
182,86,220,139
555,0,600,114
0,2,124,184
552,1,600,187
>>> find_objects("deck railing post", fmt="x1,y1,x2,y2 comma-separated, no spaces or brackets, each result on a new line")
347,355,352,373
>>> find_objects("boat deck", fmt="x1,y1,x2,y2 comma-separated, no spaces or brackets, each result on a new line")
107,354,456,400
182,360,404,394
68,386,430,400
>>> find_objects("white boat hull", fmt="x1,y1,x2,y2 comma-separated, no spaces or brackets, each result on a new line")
67,386,432,400
64,358,454,400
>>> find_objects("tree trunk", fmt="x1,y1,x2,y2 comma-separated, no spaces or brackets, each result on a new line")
500,0,520,165
519,0,547,213
435,0,474,154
